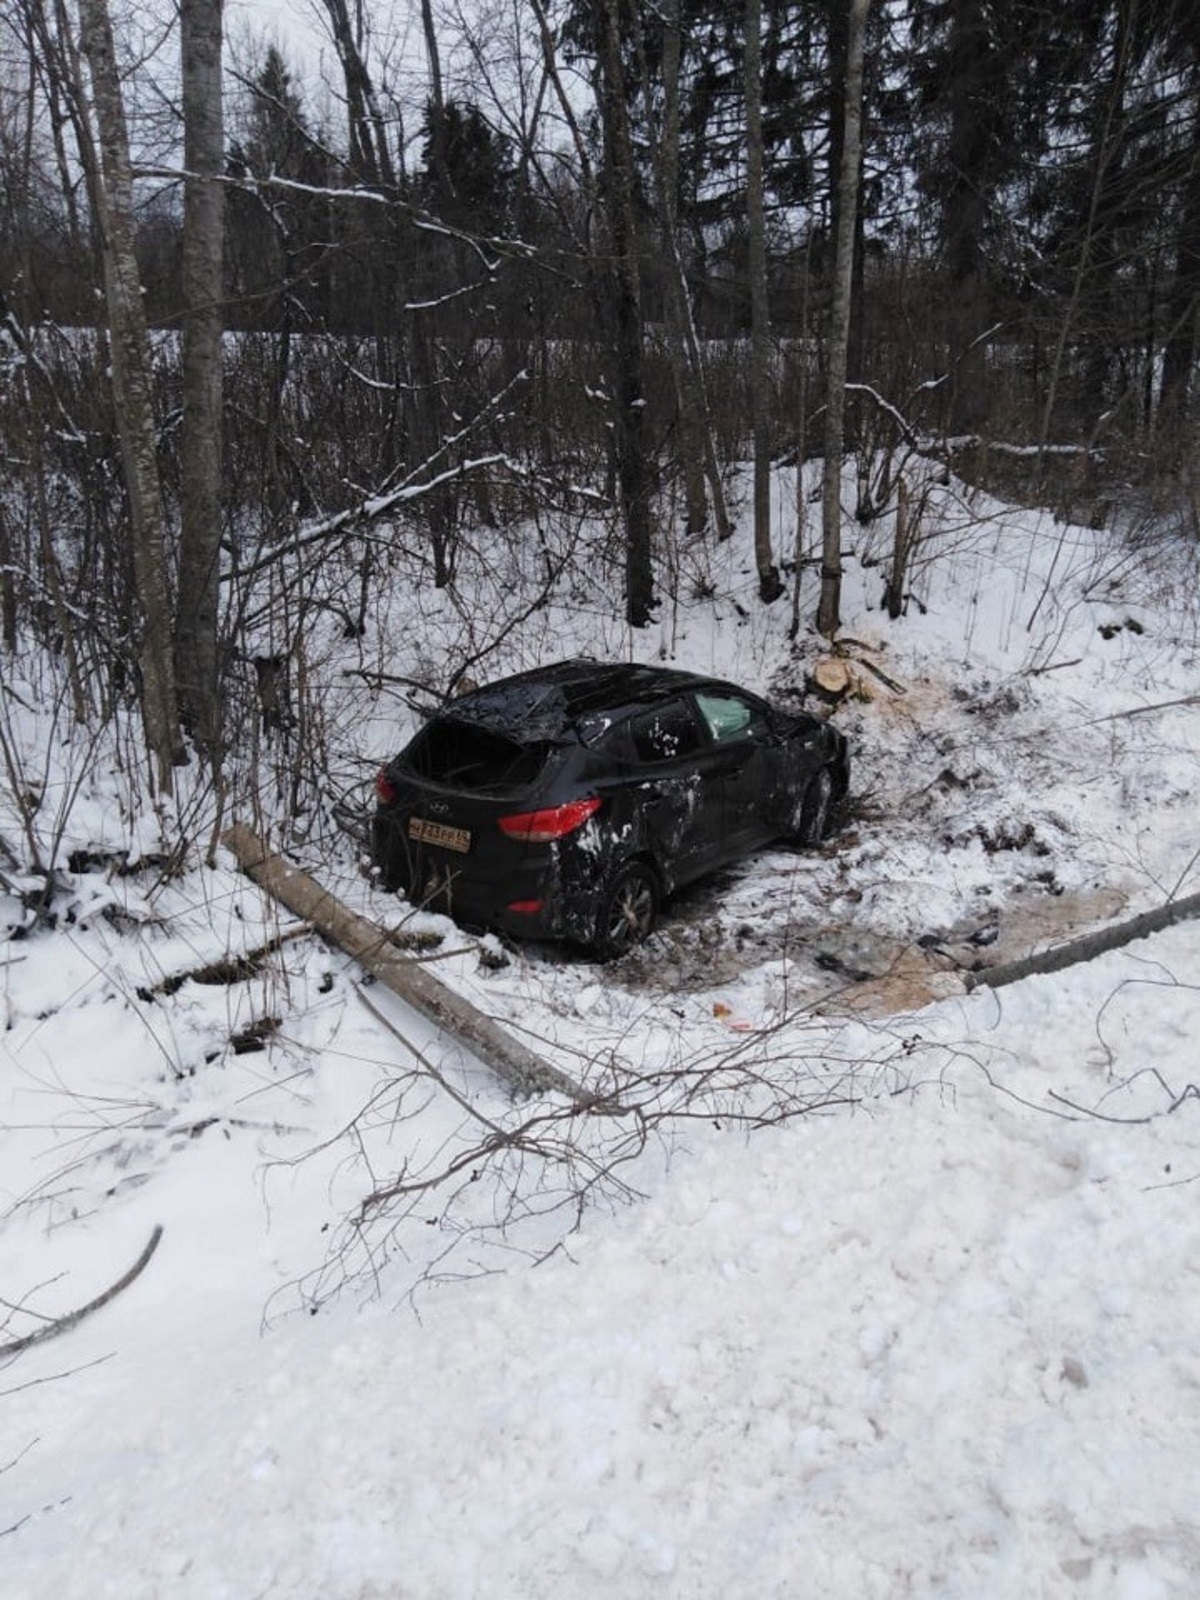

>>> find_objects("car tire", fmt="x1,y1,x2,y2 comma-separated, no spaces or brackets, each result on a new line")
593,862,659,960
791,766,834,847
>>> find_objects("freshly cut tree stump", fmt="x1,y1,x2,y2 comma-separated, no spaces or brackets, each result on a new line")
809,657,853,700
807,656,874,704
222,824,582,1101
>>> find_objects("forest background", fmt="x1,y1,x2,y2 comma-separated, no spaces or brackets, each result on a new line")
2,0,1200,870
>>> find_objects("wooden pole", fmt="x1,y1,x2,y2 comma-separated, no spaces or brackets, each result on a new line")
222,824,583,1100
965,891,1200,992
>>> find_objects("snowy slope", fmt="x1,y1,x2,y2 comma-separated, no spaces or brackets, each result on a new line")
3,468,1200,1598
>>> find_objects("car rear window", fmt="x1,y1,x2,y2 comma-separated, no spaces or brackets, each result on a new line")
629,700,705,763
403,718,550,792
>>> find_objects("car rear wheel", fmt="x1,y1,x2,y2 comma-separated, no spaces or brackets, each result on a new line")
593,862,659,960
791,766,834,847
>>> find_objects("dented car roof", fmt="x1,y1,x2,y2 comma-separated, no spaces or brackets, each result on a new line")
442,661,714,744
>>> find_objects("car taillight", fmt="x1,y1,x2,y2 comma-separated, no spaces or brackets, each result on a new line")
497,797,601,843
375,767,398,805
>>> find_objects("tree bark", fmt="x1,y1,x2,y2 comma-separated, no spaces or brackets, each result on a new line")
817,0,870,638
317,0,395,188
77,0,184,790
746,0,782,601
597,0,654,628
1037,2,1132,464
884,473,912,619
826,0,866,405
658,0,707,536
629,0,731,544
420,0,448,191
177,0,225,761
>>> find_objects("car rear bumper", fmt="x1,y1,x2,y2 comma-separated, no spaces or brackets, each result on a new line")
371,813,597,946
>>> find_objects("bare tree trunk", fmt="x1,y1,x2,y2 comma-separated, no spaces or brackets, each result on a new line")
420,0,447,188
746,0,782,601
659,49,731,543
789,241,814,641
1157,81,1200,443
817,0,870,639
598,0,654,628
317,0,395,188
40,0,105,260
12,0,81,259
177,0,225,762
884,473,914,619
646,0,706,535
1037,3,1132,464
629,0,730,543
0,480,16,651
77,0,184,789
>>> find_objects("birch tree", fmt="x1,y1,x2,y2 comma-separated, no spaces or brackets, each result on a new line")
746,0,782,600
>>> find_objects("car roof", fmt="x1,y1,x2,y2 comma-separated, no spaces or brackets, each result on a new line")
441,659,729,742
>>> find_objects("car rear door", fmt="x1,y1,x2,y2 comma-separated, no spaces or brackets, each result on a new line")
623,698,726,887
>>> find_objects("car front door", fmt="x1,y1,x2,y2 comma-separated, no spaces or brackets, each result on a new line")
692,689,779,853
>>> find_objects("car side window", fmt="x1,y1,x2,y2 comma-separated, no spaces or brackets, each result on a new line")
629,700,705,764
694,692,763,743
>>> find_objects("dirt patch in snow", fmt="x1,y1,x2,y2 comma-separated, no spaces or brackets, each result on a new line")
612,875,1131,1020
806,884,1129,1017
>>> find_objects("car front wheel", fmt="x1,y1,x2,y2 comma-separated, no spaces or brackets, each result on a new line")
790,766,834,847
593,862,659,960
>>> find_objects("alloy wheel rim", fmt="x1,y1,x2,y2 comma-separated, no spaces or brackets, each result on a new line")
609,877,653,948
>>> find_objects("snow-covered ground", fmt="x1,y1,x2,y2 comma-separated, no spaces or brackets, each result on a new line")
3,467,1200,1598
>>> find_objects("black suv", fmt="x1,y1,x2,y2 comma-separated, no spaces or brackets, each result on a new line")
372,660,849,958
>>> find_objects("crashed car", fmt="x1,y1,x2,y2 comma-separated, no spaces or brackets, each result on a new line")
371,659,849,958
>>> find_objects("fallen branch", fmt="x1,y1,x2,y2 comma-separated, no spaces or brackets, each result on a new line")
1026,657,1082,677
851,655,907,696
965,892,1200,993
1084,693,1200,725
0,1226,164,1359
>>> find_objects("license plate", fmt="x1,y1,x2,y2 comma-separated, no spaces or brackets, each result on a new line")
408,816,471,854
